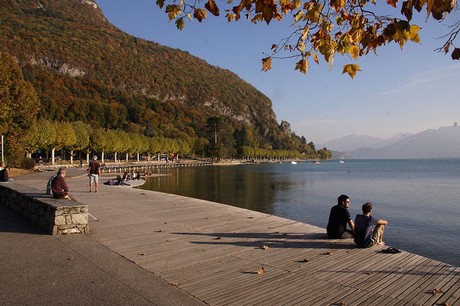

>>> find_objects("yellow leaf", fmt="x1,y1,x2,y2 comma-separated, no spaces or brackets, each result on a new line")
175,17,185,30
193,8,207,22
261,245,269,250
348,45,360,60
409,25,421,43
298,41,306,52
293,10,304,23
226,12,235,22
301,25,309,41
257,267,265,274
261,57,272,71
313,52,319,64
186,13,193,21
205,0,220,16
156,0,165,9
165,5,182,20
387,0,398,7
295,58,309,74
342,64,361,79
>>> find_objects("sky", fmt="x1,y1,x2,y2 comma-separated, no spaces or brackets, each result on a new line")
95,0,460,145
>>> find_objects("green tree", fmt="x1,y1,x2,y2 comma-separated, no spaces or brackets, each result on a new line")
317,147,332,160
52,121,77,164
0,52,40,165
89,129,108,162
70,121,90,164
34,119,57,162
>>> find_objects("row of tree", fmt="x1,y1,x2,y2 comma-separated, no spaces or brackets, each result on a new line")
25,120,191,165
240,146,330,160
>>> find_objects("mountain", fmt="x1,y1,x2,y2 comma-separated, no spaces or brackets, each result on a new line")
348,126,460,159
0,0,317,156
322,133,411,152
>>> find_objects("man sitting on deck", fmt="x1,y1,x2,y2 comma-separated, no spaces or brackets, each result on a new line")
327,194,355,239
354,202,388,248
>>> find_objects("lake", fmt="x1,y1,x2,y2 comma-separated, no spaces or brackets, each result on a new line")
139,159,460,267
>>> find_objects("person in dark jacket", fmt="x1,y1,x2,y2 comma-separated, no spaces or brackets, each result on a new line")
0,162,10,182
327,194,355,239
51,167,70,199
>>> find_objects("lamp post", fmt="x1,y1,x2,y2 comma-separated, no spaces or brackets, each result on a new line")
1,135,4,162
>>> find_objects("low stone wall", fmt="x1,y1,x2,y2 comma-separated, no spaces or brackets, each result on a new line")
0,182,89,235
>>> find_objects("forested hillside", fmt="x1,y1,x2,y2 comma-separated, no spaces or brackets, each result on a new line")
0,0,328,165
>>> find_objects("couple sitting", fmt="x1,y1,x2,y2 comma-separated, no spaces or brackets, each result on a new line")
327,194,388,248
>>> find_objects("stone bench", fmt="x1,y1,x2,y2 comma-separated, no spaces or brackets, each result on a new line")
0,182,89,235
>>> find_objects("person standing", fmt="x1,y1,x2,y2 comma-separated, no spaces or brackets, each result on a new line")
327,194,355,239
51,168,70,199
88,155,101,192
354,202,388,248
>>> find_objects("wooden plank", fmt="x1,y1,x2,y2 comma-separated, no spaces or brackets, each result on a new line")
414,267,460,305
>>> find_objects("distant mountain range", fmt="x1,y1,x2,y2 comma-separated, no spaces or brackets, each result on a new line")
323,126,460,159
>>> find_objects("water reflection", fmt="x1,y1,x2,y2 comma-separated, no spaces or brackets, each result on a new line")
141,165,278,214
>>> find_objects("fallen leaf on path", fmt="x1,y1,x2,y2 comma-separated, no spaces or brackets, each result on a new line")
257,267,265,275
261,245,269,250
432,288,444,294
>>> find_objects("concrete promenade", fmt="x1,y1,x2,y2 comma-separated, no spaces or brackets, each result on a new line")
2,168,460,305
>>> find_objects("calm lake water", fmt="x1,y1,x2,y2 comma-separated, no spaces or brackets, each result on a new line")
139,159,460,267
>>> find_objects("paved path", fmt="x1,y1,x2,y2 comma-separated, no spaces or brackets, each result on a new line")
6,169,460,305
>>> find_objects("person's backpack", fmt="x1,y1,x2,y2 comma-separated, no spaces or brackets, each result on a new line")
46,175,57,195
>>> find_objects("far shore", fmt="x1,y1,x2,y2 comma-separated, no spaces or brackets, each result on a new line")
7,157,320,178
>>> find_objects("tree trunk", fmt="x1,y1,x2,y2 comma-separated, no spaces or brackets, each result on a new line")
70,150,74,164
51,148,55,165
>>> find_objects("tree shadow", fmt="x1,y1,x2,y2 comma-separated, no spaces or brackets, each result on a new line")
172,231,356,250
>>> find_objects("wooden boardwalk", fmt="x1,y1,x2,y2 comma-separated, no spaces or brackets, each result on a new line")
16,171,460,305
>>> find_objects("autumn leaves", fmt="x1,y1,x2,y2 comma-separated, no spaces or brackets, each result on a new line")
156,0,456,78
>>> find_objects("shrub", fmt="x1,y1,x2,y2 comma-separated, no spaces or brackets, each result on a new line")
21,157,36,170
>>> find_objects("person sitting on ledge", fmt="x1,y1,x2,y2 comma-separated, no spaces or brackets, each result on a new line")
354,202,388,248
326,194,355,239
0,162,11,182
51,167,71,199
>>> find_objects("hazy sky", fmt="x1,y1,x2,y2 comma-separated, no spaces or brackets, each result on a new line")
96,0,460,144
